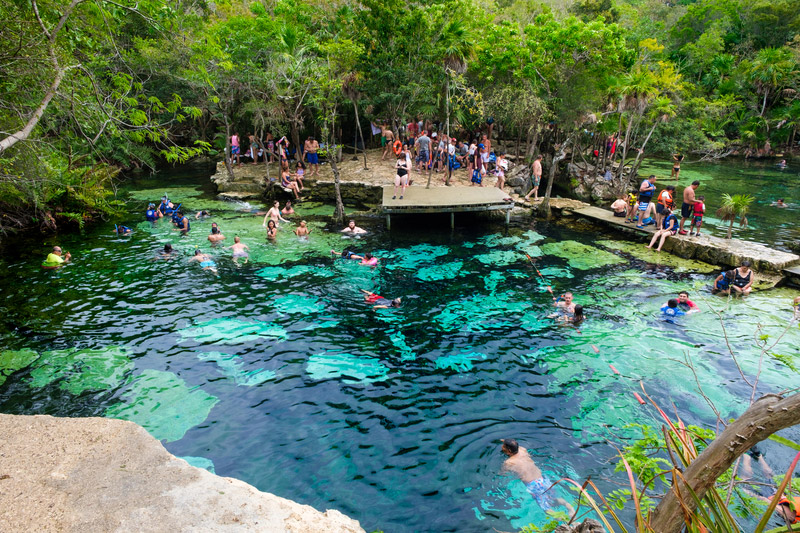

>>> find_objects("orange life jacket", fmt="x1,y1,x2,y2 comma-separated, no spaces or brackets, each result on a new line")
658,190,674,209
777,496,800,524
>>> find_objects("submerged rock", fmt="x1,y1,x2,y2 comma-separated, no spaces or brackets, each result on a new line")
0,413,365,532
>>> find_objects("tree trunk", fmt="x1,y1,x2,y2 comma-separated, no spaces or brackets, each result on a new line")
650,393,800,533
727,219,734,239
760,90,769,117
353,100,368,170
616,114,635,181
290,119,302,162
0,67,66,154
539,135,572,219
625,120,659,193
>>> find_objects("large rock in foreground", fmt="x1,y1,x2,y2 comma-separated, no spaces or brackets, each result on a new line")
0,414,365,533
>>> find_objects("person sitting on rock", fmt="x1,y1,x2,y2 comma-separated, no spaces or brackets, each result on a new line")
611,194,628,217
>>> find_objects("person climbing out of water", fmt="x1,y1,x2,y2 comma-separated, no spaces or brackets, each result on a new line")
173,211,190,235
226,236,249,263
42,246,71,268
731,260,754,296
712,269,735,296
189,249,217,272
676,291,700,313
113,225,132,235
636,175,657,228
341,220,367,234
331,250,378,266
689,195,705,237
263,201,289,228
773,198,787,208
294,220,311,239
146,203,161,221
610,194,628,217
646,207,679,252
661,298,686,318
266,219,278,240
359,289,401,309
208,223,225,243
499,439,575,516
679,180,700,234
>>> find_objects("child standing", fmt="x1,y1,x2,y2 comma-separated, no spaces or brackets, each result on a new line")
690,195,705,236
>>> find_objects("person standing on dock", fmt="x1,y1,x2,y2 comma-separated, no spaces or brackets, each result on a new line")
679,180,700,234
636,175,657,228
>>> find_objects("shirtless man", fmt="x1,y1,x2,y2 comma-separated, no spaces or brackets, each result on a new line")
227,236,250,263
294,220,311,238
188,249,217,272
341,220,367,234
304,136,320,176
381,124,395,161
208,223,225,243
523,155,543,202
500,439,574,516
263,201,289,228
679,180,700,234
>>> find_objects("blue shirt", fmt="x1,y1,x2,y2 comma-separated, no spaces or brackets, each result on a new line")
661,305,685,317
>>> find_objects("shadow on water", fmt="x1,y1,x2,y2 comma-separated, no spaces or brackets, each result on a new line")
0,160,798,532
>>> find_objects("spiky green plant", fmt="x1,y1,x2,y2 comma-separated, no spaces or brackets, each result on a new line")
716,194,755,239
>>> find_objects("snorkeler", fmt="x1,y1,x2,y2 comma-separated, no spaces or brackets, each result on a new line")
146,203,162,221
173,211,190,234
226,236,249,263
676,291,700,313
341,220,367,234
499,439,575,516
208,223,225,243
331,250,378,266
359,289,401,309
294,220,311,238
42,246,71,268
113,225,132,235
188,249,217,272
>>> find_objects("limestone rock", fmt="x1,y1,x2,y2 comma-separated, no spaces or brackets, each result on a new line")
0,414,365,533
553,519,606,533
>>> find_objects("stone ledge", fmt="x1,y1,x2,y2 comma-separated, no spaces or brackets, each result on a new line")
0,414,365,533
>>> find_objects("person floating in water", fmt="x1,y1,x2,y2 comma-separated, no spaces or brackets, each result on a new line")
189,249,216,272
661,298,686,318
359,289,401,309
208,223,225,243
195,210,211,219
146,203,162,221
777,159,787,169
42,246,71,268
773,198,787,208
294,220,311,239
331,250,378,266
341,220,367,235
173,211,190,234
676,291,700,313
499,439,575,516
227,236,249,264
113,225,132,235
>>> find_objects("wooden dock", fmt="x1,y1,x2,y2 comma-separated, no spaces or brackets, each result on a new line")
570,206,800,274
380,186,514,229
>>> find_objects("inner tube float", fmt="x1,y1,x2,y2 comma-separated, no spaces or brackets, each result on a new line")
393,140,402,155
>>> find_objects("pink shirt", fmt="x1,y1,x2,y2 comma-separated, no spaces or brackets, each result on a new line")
361,257,378,266
231,135,239,147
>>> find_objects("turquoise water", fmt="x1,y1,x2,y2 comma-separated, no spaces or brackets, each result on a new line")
0,162,799,531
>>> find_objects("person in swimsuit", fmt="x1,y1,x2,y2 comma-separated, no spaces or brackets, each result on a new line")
554,292,576,316
226,236,250,264
740,444,773,481
263,201,289,228
661,298,686,318
281,164,301,200
773,198,787,208
500,439,574,516
359,289,401,309
331,250,378,265
266,219,278,240
281,200,294,216
712,269,735,295
676,291,700,313
208,223,225,243
341,220,367,234
294,220,311,239
679,180,700,234
381,124,395,161
731,261,754,296
671,153,683,180
394,150,409,199
189,249,217,272
173,211,190,235
646,207,679,252
636,175,657,228
230,133,241,166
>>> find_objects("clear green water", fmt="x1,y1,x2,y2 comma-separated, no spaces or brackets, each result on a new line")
0,161,798,532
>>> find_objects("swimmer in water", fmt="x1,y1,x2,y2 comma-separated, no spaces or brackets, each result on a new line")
266,219,278,240
226,236,249,264
773,198,787,208
341,220,367,235
281,200,294,216
195,210,211,219
359,289,401,309
146,203,162,221
42,246,71,268
173,211,190,234
160,243,175,260
555,292,576,315
294,220,311,238
661,298,686,318
331,250,378,265
113,225,132,235
676,291,701,313
188,249,217,272
263,201,289,228
500,439,575,516
208,223,225,243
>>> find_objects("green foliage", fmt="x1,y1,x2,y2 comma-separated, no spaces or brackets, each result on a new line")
716,193,755,238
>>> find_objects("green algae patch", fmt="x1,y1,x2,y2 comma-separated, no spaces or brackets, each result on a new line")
474,250,525,267
178,318,288,345
306,352,389,384
256,264,330,280
385,244,450,271
435,351,486,372
0,349,39,386
540,240,626,270
389,331,416,361
125,186,204,202
197,351,276,386
416,261,464,282
596,240,717,273
274,294,325,315
28,346,133,395
106,369,218,442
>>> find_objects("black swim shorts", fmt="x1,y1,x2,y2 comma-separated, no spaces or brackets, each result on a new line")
681,203,693,218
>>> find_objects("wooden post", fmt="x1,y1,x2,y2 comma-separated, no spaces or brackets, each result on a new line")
505,208,511,226
386,214,391,230
450,212,455,229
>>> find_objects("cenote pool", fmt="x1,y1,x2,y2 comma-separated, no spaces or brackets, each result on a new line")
0,159,798,532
